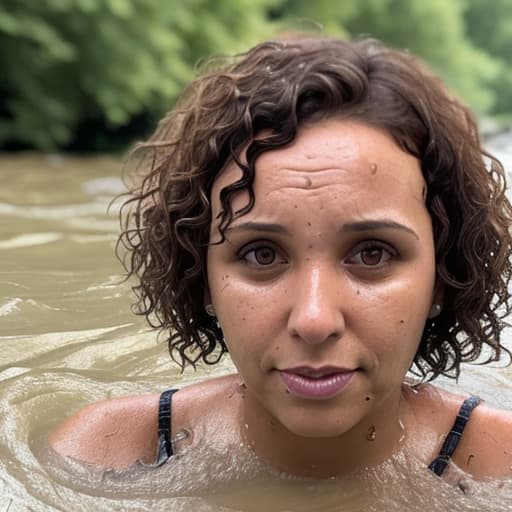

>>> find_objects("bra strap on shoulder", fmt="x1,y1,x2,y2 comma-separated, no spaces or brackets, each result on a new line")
154,388,178,467
428,395,481,477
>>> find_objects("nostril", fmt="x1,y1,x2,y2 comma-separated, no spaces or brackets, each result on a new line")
288,310,345,345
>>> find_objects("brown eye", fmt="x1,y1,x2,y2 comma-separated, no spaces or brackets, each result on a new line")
360,247,385,266
345,242,395,267
253,246,276,265
241,243,286,267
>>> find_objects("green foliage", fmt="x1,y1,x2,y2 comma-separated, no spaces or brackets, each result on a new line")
2,0,512,151
274,0,501,114
0,0,275,150
464,0,512,115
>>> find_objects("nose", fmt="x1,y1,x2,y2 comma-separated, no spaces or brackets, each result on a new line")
287,264,345,345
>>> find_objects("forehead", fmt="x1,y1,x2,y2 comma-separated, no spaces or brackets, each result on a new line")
211,119,426,221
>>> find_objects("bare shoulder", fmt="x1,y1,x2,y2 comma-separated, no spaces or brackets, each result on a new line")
406,384,512,479
48,374,240,469
454,400,512,479
48,393,161,469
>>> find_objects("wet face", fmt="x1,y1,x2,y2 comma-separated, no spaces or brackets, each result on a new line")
207,119,437,439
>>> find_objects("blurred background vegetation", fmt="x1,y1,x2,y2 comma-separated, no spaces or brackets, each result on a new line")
1,0,511,152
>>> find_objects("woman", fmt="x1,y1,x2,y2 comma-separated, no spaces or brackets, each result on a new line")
50,36,512,489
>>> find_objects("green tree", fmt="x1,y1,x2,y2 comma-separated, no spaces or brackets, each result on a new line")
0,0,275,150
464,0,512,118
273,0,500,114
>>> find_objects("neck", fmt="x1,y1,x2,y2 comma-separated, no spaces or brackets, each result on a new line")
240,386,413,479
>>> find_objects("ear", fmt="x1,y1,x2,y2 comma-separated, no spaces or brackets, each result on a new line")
428,278,445,318
204,287,212,309
433,276,444,306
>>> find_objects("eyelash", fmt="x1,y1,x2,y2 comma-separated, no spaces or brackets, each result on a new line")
345,241,397,267
238,241,287,268
237,240,397,269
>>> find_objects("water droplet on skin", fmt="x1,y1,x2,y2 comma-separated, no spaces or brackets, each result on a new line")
366,426,376,441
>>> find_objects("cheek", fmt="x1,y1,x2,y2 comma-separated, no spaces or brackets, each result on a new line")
354,279,432,353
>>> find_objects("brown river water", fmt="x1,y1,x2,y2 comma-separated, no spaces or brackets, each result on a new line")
1,152,512,511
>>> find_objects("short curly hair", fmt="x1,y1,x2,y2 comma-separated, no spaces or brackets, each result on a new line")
119,36,512,381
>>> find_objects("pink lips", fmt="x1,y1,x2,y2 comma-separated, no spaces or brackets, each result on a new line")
279,366,356,399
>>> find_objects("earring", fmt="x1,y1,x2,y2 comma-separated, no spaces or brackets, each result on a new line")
205,304,216,317
428,304,442,319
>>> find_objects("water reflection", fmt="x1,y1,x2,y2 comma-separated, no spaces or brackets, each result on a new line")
0,154,511,511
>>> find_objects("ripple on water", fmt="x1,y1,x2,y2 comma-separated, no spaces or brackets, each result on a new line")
1,370,511,512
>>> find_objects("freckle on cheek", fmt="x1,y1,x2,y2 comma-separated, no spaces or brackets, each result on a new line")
400,320,405,324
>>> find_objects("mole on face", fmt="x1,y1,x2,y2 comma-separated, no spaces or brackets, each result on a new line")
370,163,378,175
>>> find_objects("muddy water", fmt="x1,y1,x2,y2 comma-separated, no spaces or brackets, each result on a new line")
0,153,511,511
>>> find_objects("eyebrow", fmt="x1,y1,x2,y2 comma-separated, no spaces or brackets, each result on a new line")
225,219,419,240
225,221,287,234
340,220,419,240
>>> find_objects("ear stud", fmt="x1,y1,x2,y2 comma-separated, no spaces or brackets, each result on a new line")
428,304,442,319
205,304,216,317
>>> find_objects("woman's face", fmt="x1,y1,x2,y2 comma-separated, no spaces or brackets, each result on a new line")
207,119,438,438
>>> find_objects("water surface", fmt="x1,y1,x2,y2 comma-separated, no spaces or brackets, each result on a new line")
1,152,511,511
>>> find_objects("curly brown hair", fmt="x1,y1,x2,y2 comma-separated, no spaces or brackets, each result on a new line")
118,36,512,381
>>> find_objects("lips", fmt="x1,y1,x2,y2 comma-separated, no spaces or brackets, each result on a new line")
279,366,356,399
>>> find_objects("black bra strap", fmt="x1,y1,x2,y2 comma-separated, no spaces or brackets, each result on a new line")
155,388,178,465
428,395,481,476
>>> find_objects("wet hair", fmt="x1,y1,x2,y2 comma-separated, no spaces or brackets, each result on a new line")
119,36,512,380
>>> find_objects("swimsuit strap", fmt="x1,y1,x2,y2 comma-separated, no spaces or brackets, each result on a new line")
154,388,179,467
428,395,481,477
